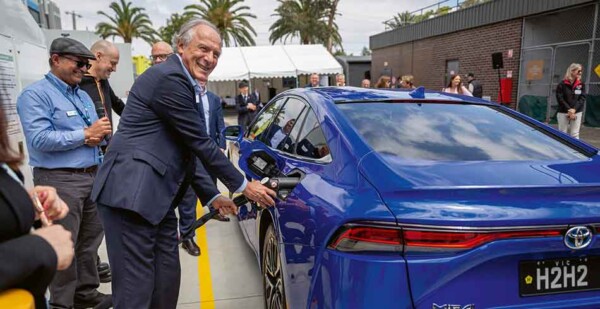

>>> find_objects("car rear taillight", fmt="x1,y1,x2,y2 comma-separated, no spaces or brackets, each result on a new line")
328,225,403,252
403,229,562,251
328,223,563,253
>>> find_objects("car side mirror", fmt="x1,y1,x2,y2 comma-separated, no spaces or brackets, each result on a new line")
222,125,243,143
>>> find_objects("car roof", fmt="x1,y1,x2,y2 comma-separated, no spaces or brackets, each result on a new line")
301,86,494,105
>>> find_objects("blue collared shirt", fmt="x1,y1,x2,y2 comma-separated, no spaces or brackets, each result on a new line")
175,55,247,198
201,90,210,135
17,72,100,169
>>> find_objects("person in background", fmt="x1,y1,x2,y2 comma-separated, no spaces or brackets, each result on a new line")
399,75,416,89
466,73,483,98
81,40,125,125
361,79,371,88
375,75,391,88
443,74,472,96
236,80,258,130
0,97,72,309
80,39,126,284
16,37,113,309
179,81,230,257
150,41,174,65
556,63,586,139
336,74,346,86
121,90,129,104
252,86,262,111
305,73,320,87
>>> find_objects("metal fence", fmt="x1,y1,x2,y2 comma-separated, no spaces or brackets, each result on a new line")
517,3,600,126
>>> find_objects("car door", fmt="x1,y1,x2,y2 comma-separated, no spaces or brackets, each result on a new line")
238,96,307,250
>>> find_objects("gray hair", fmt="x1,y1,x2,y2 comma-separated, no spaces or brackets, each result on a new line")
173,18,222,48
564,63,583,81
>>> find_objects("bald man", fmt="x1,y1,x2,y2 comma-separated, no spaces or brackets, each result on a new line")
361,79,371,88
80,40,125,125
151,41,174,65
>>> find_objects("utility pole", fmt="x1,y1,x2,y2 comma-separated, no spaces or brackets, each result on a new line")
65,11,82,30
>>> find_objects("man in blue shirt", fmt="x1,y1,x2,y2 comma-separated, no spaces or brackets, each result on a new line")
16,37,113,309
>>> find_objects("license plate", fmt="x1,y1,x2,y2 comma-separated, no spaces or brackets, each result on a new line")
519,256,600,296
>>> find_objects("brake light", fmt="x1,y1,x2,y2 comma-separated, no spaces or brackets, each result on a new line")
328,224,564,253
403,229,562,250
328,226,403,252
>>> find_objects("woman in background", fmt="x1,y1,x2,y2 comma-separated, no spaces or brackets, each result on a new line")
0,99,72,309
443,74,472,96
376,75,392,88
556,63,586,139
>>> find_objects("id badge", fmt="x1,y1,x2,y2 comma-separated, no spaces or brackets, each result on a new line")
575,90,582,95
66,110,78,117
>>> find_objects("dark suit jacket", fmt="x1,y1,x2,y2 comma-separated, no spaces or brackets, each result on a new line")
0,167,57,309
236,93,258,128
91,55,245,225
206,91,226,149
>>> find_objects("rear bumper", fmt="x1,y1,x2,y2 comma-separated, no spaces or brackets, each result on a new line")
309,249,413,309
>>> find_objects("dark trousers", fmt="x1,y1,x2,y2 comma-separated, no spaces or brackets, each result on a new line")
33,168,104,308
178,175,217,240
98,204,180,309
178,188,198,240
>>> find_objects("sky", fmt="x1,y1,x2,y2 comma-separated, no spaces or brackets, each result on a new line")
52,0,439,56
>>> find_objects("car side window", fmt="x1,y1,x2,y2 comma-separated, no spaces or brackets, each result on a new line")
247,98,286,141
258,97,306,152
295,109,330,160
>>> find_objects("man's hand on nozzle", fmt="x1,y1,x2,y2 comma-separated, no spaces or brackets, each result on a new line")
243,180,277,207
211,196,238,216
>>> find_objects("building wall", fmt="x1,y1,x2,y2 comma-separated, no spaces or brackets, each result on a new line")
372,18,523,108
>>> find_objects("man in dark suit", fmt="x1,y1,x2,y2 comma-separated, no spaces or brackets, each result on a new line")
91,19,276,309
179,84,229,257
236,80,258,130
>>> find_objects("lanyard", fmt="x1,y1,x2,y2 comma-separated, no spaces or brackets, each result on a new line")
45,75,102,163
45,75,92,126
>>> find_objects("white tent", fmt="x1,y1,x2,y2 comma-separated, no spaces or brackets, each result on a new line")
283,44,342,76
209,46,249,81
208,44,342,82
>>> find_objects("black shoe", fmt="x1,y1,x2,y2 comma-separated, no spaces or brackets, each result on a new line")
97,262,112,283
181,238,200,256
213,213,231,222
74,292,112,309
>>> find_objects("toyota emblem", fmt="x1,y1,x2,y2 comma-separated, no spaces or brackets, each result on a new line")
564,226,592,250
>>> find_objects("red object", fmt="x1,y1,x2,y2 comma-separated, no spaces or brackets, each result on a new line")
498,77,513,104
403,229,562,250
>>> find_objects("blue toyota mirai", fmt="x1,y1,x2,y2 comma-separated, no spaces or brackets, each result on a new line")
223,86,600,309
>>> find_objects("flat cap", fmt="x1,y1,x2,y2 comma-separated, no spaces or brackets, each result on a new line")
49,37,96,60
238,80,249,88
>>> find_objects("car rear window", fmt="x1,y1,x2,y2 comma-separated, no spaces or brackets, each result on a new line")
337,102,588,161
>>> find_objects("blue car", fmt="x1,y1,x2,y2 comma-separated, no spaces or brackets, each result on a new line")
224,87,600,309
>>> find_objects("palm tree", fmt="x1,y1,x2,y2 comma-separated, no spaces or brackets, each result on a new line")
158,13,192,45
269,0,342,52
184,0,257,47
386,11,416,29
96,0,157,45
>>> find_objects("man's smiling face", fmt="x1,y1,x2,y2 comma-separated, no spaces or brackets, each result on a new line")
178,24,222,84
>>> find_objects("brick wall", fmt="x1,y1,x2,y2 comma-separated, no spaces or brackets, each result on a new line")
372,19,523,108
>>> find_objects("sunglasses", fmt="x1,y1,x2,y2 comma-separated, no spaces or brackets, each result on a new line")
60,55,91,70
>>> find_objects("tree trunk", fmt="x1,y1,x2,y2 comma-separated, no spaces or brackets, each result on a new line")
326,0,339,53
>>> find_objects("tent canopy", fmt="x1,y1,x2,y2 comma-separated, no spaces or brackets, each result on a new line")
208,44,343,82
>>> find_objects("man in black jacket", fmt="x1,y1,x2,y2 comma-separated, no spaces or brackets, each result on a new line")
79,40,124,284
80,40,125,125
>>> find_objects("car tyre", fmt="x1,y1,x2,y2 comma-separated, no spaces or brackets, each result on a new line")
262,224,286,309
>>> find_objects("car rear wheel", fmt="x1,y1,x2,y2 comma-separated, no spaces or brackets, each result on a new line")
262,224,286,309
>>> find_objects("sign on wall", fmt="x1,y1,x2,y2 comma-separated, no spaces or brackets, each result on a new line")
526,60,544,81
